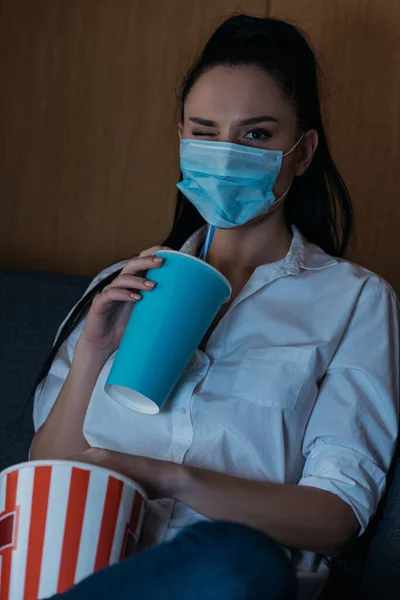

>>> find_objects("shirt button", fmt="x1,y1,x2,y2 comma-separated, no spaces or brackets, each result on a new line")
180,407,187,415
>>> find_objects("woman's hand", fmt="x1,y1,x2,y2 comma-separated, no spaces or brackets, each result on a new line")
78,246,169,359
68,448,182,499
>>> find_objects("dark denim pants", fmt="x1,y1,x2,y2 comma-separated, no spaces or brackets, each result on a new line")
52,521,297,600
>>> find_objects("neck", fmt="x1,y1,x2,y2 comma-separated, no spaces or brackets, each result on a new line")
206,209,292,280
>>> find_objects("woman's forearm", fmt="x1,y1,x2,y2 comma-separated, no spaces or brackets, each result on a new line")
73,449,359,556
170,465,359,556
30,343,108,460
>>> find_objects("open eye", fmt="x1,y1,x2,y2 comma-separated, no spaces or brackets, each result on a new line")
244,128,272,142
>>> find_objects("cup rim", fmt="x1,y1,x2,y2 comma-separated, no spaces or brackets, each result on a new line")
153,250,232,299
0,459,148,502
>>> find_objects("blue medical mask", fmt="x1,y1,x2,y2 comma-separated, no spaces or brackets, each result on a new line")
176,136,303,229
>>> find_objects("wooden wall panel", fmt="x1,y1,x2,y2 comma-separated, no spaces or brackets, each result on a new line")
0,0,267,275
269,0,400,292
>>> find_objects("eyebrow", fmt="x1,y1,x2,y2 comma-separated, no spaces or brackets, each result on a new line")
189,115,279,127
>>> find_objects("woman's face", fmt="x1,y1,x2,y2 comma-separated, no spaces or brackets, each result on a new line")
179,65,317,200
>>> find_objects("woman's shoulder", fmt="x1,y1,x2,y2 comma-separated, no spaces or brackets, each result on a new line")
333,257,397,302
293,229,397,302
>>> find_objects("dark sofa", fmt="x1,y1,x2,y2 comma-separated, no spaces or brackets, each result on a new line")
0,268,399,599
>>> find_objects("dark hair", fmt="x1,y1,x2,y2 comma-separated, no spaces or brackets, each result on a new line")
30,14,353,400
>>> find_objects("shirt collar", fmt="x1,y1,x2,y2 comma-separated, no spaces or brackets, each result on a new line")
180,227,206,256
180,225,337,274
282,227,337,273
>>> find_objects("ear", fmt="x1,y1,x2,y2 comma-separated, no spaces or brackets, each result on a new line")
294,129,319,177
178,122,184,140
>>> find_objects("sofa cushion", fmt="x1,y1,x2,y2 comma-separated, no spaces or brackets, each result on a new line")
0,268,91,471
361,448,400,599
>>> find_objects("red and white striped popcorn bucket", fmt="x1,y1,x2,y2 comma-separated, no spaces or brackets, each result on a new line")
0,460,147,600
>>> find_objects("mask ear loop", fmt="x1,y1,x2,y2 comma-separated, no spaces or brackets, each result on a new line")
273,133,306,204
273,178,294,205
199,225,216,261
282,132,305,157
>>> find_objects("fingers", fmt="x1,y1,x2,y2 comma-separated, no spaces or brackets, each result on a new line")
121,254,166,275
103,274,157,294
92,247,170,313
139,245,170,258
92,287,141,313
120,245,171,274
98,272,159,313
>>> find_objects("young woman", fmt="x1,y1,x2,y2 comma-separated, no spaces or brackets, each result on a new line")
31,15,399,600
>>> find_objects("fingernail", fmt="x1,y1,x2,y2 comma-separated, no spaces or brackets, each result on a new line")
145,280,155,288
153,257,163,263
130,293,142,300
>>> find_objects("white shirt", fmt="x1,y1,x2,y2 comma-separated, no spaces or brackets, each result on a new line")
34,227,399,600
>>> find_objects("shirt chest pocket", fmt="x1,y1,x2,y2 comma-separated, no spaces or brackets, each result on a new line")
231,346,313,410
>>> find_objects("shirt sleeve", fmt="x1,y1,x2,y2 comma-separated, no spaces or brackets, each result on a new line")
298,283,400,535
32,260,128,432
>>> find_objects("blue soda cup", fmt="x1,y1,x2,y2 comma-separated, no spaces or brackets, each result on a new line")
105,250,232,414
